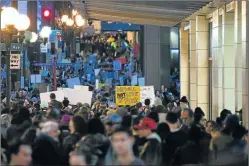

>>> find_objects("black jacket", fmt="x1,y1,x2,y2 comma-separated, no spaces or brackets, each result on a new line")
162,129,188,165
62,132,83,165
139,133,162,166
6,120,31,143
171,141,201,165
32,133,62,166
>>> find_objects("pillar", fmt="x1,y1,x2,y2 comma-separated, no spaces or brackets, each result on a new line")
196,16,209,117
212,10,223,119
242,1,249,126
189,20,197,109
235,1,243,112
222,10,235,113
141,25,171,89
180,24,189,98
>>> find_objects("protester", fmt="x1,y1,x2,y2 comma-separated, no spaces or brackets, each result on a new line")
8,139,32,166
134,117,162,165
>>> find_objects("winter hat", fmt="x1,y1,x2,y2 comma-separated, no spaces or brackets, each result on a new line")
116,107,129,118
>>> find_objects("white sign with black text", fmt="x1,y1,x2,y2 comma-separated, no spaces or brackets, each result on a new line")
10,54,20,69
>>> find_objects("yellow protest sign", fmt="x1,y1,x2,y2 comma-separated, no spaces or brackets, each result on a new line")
115,86,140,106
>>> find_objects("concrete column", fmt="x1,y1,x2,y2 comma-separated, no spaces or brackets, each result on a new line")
180,24,189,98
189,20,197,109
212,10,223,119
142,25,171,89
222,10,235,112
235,1,243,112
196,16,209,116
242,1,249,126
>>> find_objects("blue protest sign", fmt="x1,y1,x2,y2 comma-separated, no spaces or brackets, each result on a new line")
1,71,6,78
119,76,124,86
114,71,119,80
41,71,48,77
138,77,145,86
113,60,122,71
107,72,114,79
21,76,24,88
131,75,138,86
66,77,81,88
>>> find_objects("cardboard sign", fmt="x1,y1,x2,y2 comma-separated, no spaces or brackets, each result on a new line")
140,86,156,105
115,86,140,106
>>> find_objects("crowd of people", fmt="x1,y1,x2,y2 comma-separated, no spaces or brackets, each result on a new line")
1,91,248,166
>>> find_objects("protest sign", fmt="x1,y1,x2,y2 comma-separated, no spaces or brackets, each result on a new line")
40,90,64,108
138,77,145,86
140,86,155,105
113,60,122,70
131,75,138,86
65,89,92,105
74,85,89,91
66,77,81,88
115,86,140,106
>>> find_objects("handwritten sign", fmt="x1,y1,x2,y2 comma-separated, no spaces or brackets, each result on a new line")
115,86,140,106
140,86,155,105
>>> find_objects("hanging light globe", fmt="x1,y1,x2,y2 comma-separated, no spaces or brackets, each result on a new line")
15,14,30,31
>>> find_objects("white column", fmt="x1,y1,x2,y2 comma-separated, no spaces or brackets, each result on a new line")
196,15,209,117
189,20,197,109
212,9,223,119
234,1,243,112
222,10,235,112
242,1,249,126
180,24,189,98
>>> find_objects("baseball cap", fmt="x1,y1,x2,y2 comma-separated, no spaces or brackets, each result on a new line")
105,114,122,125
134,117,157,130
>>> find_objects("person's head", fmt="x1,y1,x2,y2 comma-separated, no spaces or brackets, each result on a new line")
9,139,32,166
69,116,88,135
50,93,56,100
155,105,166,113
87,118,106,135
1,107,9,114
220,109,232,122
134,117,157,137
69,151,86,166
63,99,69,107
46,107,60,121
194,113,206,127
100,98,108,109
105,114,122,135
222,114,240,135
181,108,194,126
144,99,150,106
210,124,221,138
155,90,160,97
111,127,134,157
166,112,179,130
136,102,142,109
194,107,204,115
206,121,215,134
147,111,159,124
18,107,31,121
41,121,60,141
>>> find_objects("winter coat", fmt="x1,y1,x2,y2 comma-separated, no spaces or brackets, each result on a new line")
139,133,162,166
6,120,31,143
171,141,201,165
62,132,83,165
32,133,62,166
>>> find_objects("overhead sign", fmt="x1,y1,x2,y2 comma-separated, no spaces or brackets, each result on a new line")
115,86,140,106
10,54,20,69
10,43,22,51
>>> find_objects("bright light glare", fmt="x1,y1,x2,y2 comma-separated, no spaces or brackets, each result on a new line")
61,15,68,23
30,32,38,42
15,14,30,31
44,10,50,17
40,26,51,38
72,9,77,16
66,19,74,26
75,15,85,27
1,7,19,26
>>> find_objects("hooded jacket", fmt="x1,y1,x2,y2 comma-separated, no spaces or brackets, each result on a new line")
139,133,162,166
